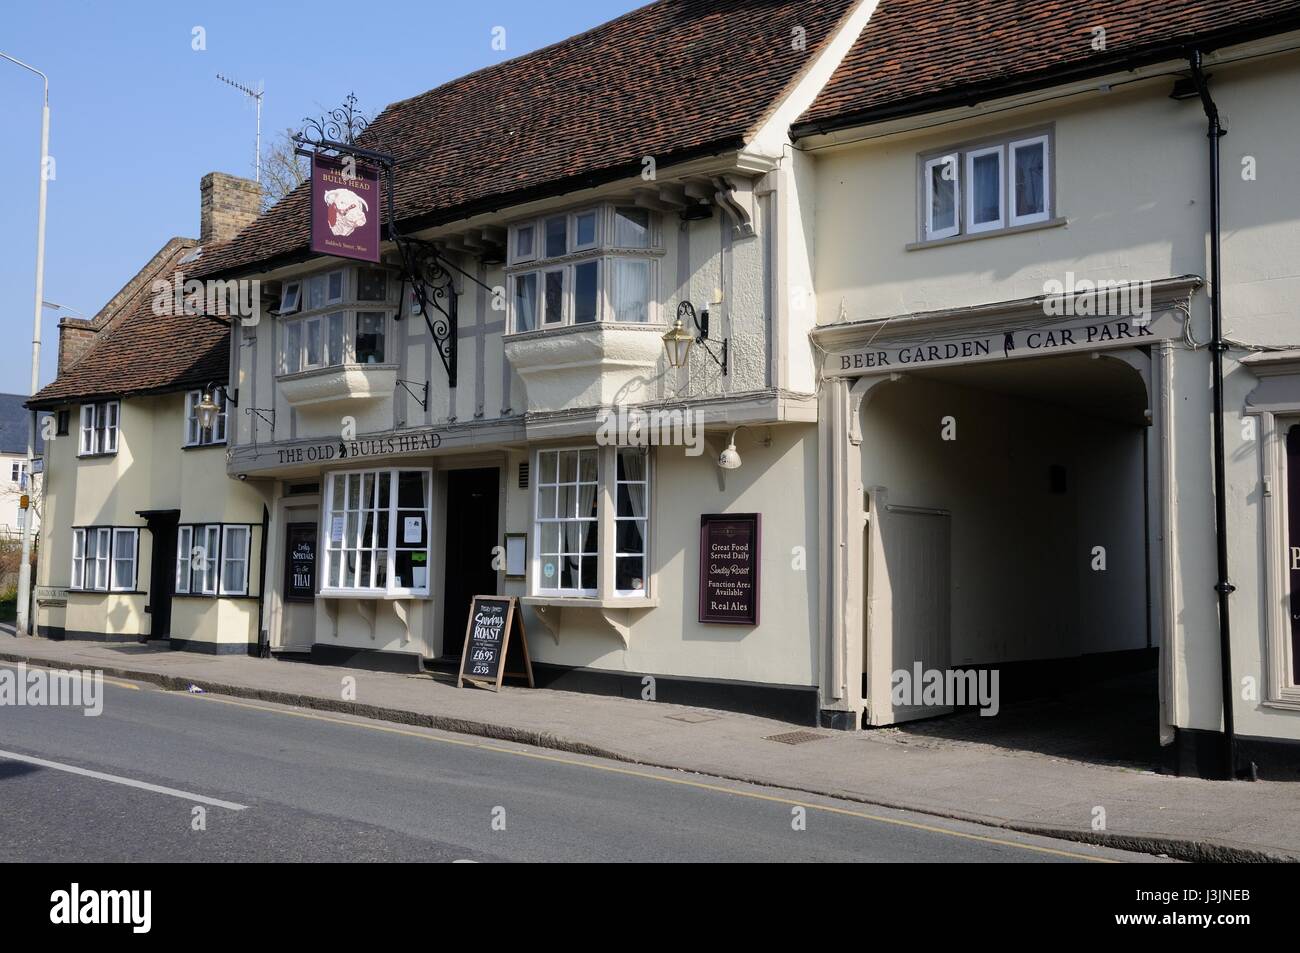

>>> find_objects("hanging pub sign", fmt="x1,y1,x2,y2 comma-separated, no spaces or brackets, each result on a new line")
310,153,381,263
699,513,761,625
458,595,534,691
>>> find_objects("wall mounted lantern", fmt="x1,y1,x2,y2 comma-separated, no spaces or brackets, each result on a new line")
197,382,233,431
662,301,728,375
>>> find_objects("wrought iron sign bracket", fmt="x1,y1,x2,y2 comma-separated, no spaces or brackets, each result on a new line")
396,378,430,412
244,406,276,429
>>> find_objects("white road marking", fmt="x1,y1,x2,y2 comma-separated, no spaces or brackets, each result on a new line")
0,748,248,811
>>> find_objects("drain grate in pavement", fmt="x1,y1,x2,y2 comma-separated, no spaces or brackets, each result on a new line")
764,729,828,745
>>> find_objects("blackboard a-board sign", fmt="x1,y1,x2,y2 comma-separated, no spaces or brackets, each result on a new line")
698,513,761,626
457,595,534,691
284,523,317,603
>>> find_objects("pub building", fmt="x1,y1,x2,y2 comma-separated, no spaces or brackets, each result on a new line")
28,0,1300,778
183,0,875,724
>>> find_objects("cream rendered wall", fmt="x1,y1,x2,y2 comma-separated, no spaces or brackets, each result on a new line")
506,425,820,686
811,48,1300,739
36,393,265,644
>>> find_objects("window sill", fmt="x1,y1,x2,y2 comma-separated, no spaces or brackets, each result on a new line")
318,589,430,601
521,594,657,610
76,452,119,460
906,215,1067,251
278,363,399,409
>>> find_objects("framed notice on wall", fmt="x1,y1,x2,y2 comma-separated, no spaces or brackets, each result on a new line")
698,513,761,626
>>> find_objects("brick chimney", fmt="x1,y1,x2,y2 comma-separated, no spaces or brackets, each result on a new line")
57,317,99,375
200,172,262,244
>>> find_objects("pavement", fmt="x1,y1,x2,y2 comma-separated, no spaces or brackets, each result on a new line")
2,630,1297,862
0,664,1154,862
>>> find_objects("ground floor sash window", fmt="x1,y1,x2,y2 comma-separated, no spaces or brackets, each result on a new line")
322,468,432,597
71,526,137,592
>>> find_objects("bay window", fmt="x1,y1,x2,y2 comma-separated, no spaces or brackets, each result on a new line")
532,446,651,600
184,389,226,446
322,468,432,596
508,204,659,333
71,526,136,592
78,401,119,456
278,266,394,375
919,129,1053,243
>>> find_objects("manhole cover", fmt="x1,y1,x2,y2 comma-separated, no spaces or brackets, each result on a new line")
665,711,722,724
764,730,828,745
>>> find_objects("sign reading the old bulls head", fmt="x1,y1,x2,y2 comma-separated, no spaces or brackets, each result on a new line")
310,154,381,263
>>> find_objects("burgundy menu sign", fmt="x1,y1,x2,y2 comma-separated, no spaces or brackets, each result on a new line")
699,514,760,625
310,154,381,263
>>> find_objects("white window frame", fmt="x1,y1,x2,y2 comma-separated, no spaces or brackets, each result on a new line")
354,310,388,365
532,448,601,598
78,401,119,457
923,154,960,241
964,145,1005,234
279,280,302,315
613,448,650,597
183,389,227,447
278,266,394,377
529,446,654,602
176,525,193,594
71,526,135,592
507,204,660,334
110,528,137,592
1009,134,1051,228
321,468,433,598
219,525,251,596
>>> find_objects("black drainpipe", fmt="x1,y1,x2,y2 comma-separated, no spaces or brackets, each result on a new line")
1187,50,1242,780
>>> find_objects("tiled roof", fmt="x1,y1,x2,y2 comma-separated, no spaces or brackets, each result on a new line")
28,241,231,408
0,393,44,455
796,0,1300,133
199,0,859,277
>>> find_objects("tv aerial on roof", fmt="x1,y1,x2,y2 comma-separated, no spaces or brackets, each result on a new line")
216,73,265,184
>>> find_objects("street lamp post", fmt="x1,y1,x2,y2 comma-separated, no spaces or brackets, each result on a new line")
2,51,51,637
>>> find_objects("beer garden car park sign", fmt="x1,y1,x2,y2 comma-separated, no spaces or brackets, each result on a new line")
825,309,1182,378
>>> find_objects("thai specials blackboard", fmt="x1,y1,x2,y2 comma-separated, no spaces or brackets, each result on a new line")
457,595,534,691
284,523,317,603
698,514,761,625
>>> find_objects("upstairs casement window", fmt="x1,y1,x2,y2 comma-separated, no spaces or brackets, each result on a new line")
532,446,651,599
321,469,432,597
920,130,1053,243
71,526,137,592
508,205,659,333
183,389,226,447
174,523,252,596
78,401,119,456
277,266,394,374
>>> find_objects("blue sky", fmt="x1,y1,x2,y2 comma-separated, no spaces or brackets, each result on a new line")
0,0,644,393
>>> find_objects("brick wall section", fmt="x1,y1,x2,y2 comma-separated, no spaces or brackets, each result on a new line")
201,172,262,244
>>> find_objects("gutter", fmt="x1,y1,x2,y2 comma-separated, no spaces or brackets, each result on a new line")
1186,50,1250,782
